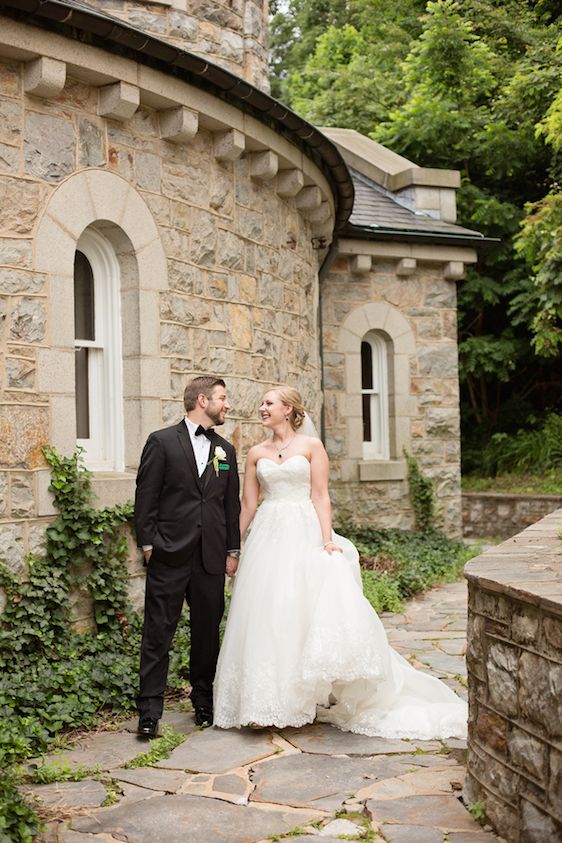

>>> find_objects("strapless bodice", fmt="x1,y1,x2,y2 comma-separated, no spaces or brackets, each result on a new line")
256,455,311,502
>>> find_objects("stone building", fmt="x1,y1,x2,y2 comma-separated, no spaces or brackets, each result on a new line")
0,0,485,592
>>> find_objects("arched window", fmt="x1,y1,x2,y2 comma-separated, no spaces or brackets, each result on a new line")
361,331,389,460
74,229,124,471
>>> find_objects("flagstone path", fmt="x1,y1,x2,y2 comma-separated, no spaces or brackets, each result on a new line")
28,580,503,843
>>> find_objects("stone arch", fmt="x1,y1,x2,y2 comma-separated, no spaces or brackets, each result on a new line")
34,169,168,478
337,302,415,463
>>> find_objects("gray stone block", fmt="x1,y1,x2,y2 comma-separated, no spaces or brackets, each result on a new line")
156,727,276,773
72,794,320,842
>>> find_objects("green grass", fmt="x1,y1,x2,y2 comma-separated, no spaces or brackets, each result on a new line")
462,471,562,496
123,725,186,768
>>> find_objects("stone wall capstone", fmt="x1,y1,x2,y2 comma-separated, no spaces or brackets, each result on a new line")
464,509,562,842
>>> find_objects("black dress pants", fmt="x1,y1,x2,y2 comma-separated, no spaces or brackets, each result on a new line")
137,542,225,718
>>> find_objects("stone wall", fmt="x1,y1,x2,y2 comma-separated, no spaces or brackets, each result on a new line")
80,0,270,90
322,253,462,536
463,492,562,540
464,509,562,842
0,40,327,587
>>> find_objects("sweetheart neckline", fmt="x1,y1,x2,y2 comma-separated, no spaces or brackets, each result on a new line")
256,455,310,468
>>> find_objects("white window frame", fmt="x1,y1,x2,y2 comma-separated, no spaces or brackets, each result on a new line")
75,229,124,472
361,331,390,460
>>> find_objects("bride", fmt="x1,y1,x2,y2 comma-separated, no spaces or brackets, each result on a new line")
213,386,467,738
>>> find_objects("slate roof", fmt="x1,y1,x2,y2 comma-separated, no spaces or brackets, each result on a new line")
346,168,485,243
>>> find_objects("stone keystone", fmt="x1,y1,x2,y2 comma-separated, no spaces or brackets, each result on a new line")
99,81,140,121
351,254,371,274
277,168,304,198
214,129,245,162
295,185,322,211
249,150,279,181
397,257,417,276
443,261,465,280
160,106,198,144
24,56,66,98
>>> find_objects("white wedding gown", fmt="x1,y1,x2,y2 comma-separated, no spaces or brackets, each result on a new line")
213,455,467,738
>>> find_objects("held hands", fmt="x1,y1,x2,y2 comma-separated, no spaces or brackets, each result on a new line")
323,540,343,555
226,554,239,577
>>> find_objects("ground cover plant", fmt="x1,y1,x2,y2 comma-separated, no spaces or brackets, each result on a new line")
462,412,562,494
338,524,477,613
0,448,475,838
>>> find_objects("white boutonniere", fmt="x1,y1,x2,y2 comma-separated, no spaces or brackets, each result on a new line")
209,445,229,476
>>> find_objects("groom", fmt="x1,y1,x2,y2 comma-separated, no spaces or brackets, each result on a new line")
134,376,241,735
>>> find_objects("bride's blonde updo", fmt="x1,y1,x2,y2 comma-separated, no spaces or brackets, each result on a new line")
273,385,306,431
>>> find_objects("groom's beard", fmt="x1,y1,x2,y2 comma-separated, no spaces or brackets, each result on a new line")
207,408,226,427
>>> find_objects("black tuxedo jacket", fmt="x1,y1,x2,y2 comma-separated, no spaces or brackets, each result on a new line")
134,420,241,574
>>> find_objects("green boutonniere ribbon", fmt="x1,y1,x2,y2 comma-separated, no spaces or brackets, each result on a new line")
208,445,229,476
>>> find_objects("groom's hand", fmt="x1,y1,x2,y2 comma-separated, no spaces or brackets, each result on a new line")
143,548,153,563
226,554,239,577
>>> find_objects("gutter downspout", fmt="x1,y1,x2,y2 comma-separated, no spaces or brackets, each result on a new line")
317,236,340,443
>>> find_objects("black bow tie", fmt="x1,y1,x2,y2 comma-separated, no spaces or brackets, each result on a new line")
195,425,211,437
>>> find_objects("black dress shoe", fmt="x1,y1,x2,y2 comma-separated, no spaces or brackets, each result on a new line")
194,706,213,727
137,716,159,738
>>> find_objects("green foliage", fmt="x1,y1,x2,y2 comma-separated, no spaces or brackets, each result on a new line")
274,0,562,466
479,412,562,475
0,447,197,838
512,189,562,357
0,772,41,843
404,451,435,532
0,449,138,837
360,570,405,613
28,761,99,784
123,725,186,768
466,800,487,822
339,524,476,602
462,470,562,496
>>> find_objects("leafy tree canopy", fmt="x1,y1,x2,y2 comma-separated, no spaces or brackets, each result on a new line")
271,0,562,470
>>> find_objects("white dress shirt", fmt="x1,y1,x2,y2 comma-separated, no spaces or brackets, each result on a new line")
184,415,212,477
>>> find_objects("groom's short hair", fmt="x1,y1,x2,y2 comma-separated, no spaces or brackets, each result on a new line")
184,376,226,411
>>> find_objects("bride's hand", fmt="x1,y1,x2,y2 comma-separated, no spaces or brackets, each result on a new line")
323,540,343,555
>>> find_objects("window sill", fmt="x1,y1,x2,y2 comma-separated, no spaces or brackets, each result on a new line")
91,472,136,508
359,460,406,482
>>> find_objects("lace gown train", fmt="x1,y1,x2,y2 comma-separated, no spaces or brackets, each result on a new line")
213,455,467,739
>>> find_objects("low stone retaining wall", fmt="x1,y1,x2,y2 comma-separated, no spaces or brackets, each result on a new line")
462,492,562,540
463,508,562,842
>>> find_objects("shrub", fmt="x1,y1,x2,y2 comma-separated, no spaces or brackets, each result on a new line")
339,524,475,605
482,413,562,476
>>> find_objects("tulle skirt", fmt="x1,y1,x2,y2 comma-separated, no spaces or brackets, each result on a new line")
213,496,467,739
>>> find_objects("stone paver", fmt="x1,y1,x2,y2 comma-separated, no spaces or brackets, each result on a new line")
382,825,444,843
71,794,323,842
155,726,277,773
33,581,501,843
19,780,107,810
368,794,482,831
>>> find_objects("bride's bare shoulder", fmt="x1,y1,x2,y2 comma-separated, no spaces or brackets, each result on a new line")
301,434,325,452
246,441,272,462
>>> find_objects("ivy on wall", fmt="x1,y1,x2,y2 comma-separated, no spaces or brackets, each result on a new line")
0,449,181,840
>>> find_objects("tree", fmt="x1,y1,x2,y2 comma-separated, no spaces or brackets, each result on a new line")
272,0,561,469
